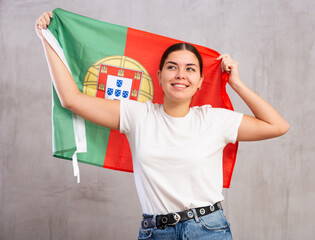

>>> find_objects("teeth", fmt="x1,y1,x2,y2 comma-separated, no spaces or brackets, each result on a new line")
173,84,187,88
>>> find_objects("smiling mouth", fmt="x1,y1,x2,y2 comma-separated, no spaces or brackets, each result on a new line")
171,84,188,89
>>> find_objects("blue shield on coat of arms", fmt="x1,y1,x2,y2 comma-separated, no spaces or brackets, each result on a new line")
104,74,133,100
115,89,121,97
116,79,123,87
122,91,129,98
107,88,113,96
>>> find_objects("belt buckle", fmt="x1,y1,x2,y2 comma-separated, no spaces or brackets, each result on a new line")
169,212,181,225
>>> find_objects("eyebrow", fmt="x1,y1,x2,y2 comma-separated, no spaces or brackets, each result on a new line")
165,61,198,67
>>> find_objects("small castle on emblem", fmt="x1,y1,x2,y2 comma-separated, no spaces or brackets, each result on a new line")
98,83,105,91
131,89,138,97
101,65,108,74
118,69,125,77
134,72,141,80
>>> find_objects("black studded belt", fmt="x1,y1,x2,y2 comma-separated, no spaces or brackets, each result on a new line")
141,202,222,229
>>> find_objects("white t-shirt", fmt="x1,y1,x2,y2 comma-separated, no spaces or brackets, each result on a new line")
120,100,243,215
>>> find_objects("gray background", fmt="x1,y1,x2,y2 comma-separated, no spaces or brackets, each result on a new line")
0,0,314,239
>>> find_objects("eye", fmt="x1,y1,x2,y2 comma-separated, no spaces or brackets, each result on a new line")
167,65,176,70
187,67,196,72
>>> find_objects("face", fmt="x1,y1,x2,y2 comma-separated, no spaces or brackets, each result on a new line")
158,50,204,104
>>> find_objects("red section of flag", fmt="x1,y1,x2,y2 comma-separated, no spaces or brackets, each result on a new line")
103,129,133,172
96,64,108,98
103,27,239,188
130,72,142,101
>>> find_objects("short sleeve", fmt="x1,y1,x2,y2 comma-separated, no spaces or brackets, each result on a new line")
212,108,244,144
119,100,148,134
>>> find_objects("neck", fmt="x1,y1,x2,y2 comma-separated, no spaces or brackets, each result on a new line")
163,97,191,118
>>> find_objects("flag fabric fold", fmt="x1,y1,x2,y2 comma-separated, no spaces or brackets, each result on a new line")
44,8,239,188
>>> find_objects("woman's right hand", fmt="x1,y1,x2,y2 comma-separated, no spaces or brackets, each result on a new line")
35,11,53,39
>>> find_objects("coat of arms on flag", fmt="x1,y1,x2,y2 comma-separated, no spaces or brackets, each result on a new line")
96,64,143,101
82,56,154,103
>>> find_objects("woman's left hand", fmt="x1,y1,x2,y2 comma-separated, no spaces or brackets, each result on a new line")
216,54,240,86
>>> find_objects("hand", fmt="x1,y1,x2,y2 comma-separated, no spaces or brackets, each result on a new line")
35,11,53,39
216,54,240,86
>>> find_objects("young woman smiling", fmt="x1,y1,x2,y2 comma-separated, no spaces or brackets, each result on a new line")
36,11,289,240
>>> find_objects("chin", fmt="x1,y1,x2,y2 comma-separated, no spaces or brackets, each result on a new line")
165,94,192,104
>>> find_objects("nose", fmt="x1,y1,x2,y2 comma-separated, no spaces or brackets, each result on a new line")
175,69,186,79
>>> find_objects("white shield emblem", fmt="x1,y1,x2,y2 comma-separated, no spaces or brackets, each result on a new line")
104,75,133,100
96,64,143,101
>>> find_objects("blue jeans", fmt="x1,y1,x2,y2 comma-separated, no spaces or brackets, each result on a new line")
138,209,232,240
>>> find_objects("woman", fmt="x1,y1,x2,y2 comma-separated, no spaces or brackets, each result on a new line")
36,11,289,240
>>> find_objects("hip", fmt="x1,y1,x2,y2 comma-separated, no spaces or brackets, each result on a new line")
138,208,232,240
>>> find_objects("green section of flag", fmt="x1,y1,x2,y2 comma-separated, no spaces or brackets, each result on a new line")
48,8,128,166
76,121,111,166
52,87,76,159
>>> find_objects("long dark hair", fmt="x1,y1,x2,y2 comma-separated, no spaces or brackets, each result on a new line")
159,43,203,76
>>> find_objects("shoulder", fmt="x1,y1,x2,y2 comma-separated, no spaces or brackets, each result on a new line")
190,105,243,121
120,100,160,115
211,107,243,116
194,105,240,115
120,100,158,134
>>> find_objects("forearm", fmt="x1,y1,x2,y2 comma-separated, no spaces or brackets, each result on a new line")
41,37,80,108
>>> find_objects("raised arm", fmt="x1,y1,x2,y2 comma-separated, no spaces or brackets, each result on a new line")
35,12,120,130
217,54,289,141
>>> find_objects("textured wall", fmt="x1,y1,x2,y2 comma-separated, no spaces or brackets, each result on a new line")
0,0,314,239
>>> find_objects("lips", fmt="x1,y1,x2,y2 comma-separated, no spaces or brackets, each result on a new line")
171,83,188,89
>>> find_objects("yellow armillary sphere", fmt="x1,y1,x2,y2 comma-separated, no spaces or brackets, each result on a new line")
83,55,154,102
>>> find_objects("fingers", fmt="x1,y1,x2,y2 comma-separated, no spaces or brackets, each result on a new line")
35,11,53,39
36,11,53,30
216,54,237,73
43,13,51,27
216,54,231,61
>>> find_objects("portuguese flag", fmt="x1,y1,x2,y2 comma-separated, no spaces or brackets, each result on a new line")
43,8,239,187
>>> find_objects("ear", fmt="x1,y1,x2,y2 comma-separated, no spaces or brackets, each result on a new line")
198,75,204,89
157,70,162,85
